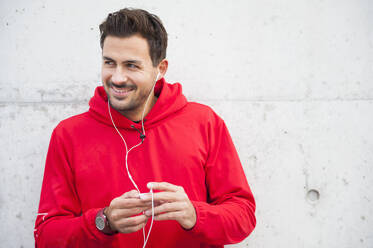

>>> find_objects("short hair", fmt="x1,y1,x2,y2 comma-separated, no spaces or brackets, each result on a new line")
99,8,168,66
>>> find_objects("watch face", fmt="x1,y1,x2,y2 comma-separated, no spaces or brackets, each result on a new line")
95,216,105,230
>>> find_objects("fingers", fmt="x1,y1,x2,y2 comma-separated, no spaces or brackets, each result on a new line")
112,197,152,209
143,201,184,222
153,210,196,229
121,189,140,198
154,211,183,221
110,206,150,221
106,189,153,234
114,214,149,234
142,182,186,203
141,191,188,204
119,222,147,234
142,182,196,229
144,201,187,216
111,190,153,209
148,182,183,192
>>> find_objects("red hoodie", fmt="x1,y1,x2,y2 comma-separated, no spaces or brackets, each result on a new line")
34,79,256,247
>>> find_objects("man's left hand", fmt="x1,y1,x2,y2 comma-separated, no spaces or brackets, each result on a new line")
142,182,196,230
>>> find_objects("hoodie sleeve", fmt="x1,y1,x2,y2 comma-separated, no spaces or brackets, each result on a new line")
34,127,115,247
189,115,256,245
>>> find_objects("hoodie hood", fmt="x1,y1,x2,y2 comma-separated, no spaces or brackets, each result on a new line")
88,78,187,130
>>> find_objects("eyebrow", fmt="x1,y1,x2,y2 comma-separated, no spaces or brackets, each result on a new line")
102,56,142,65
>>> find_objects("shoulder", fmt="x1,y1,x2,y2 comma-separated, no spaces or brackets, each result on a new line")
53,111,91,136
184,102,224,125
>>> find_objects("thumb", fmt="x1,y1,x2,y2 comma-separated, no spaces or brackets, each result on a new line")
122,189,140,199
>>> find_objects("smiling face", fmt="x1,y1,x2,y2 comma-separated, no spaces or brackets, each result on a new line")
101,35,164,121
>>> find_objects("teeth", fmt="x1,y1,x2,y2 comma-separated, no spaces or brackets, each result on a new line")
112,86,132,94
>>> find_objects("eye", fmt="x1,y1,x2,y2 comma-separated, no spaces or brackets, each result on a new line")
127,63,138,69
104,60,115,65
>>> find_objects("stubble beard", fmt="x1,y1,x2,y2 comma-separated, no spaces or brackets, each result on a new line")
106,81,153,117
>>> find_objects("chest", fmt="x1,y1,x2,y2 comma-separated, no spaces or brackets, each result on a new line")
72,122,209,209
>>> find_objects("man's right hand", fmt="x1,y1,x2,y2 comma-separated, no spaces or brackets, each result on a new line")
104,190,152,234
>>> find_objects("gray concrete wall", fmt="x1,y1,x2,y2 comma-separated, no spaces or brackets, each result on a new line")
1,0,372,247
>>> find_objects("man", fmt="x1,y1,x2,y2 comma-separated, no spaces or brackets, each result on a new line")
34,8,256,247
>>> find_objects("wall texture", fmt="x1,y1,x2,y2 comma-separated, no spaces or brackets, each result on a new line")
0,0,372,247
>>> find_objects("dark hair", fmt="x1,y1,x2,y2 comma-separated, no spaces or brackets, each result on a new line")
99,8,168,66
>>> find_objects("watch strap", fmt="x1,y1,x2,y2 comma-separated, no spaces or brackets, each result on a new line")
95,207,117,235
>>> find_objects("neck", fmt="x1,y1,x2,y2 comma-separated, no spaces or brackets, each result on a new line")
119,95,158,122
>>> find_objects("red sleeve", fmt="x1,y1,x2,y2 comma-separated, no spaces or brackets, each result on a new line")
34,127,115,247
189,116,256,245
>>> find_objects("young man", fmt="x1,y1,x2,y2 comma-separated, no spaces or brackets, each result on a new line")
34,8,256,247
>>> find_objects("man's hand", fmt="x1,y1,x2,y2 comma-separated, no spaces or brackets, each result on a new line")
105,190,152,233
143,182,197,230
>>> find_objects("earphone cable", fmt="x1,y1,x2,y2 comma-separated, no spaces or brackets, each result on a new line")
107,72,159,248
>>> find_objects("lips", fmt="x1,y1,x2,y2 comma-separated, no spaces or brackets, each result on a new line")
110,84,135,97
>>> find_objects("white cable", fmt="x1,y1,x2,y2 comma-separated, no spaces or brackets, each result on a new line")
107,72,160,248
142,188,154,248
34,212,49,237
141,73,159,136
36,212,48,221
108,100,142,193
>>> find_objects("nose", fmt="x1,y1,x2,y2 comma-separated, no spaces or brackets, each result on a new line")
111,67,128,85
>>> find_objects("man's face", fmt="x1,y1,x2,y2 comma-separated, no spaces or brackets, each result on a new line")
101,35,158,119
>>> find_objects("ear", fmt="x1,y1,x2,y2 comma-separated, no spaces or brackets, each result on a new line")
157,59,168,79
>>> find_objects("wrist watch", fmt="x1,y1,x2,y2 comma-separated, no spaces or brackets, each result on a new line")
95,207,117,235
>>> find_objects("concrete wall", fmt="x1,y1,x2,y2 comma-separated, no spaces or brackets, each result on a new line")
1,0,372,247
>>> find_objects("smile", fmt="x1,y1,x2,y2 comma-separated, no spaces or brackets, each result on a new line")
110,85,134,96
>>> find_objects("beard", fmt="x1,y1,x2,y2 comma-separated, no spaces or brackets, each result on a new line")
104,80,153,116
